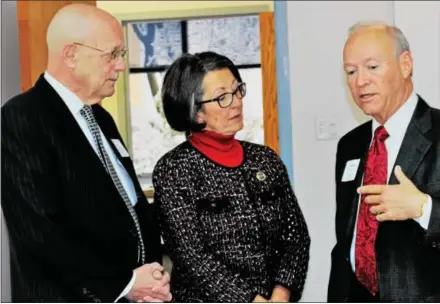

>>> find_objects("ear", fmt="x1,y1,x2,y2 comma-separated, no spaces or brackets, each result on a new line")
398,50,413,79
62,44,77,68
195,110,205,124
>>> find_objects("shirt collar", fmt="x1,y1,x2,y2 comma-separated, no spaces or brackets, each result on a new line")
44,71,86,116
372,90,418,137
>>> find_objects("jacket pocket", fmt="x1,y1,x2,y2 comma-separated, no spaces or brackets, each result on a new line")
195,197,232,214
258,184,285,205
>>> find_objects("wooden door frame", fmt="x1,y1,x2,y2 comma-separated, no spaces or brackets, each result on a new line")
259,12,279,154
16,1,96,92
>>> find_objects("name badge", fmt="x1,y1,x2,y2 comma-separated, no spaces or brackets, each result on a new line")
341,159,360,182
111,139,130,157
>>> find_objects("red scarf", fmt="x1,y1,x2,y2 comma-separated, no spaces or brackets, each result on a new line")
188,130,244,168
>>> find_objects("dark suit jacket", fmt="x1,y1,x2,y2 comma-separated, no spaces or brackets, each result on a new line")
1,75,162,302
328,97,440,302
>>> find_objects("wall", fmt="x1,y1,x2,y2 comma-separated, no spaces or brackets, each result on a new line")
394,1,440,108
285,1,440,302
1,0,22,301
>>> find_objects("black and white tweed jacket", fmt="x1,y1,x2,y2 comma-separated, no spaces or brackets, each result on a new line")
153,141,310,302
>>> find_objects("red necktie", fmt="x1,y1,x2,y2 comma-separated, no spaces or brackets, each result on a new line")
355,126,389,295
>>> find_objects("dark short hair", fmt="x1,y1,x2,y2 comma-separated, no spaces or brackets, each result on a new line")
161,51,242,133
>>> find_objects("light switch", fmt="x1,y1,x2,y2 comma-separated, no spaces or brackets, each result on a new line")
315,115,339,140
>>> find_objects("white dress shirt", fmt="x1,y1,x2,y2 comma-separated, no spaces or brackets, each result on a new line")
349,90,433,272
44,72,136,301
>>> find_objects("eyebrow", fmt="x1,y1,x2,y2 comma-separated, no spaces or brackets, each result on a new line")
344,57,378,68
107,44,126,51
212,79,238,95
114,47,127,52
363,57,378,63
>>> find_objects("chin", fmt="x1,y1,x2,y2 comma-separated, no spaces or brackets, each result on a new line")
356,101,382,117
360,106,382,117
102,89,115,98
236,122,244,132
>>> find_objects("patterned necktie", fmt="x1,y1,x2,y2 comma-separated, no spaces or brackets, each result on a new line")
80,105,145,264
355,126,389,295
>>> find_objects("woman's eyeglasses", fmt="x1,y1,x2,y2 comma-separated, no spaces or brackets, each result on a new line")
196,82,246,108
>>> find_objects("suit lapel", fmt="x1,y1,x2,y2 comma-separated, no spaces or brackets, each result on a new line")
35,76,110,179
35,75,147,217
345,122,372,241
388,97,432,185
92,105,147,203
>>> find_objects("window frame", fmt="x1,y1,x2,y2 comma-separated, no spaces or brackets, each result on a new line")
111,4,272,155
127,18,263,74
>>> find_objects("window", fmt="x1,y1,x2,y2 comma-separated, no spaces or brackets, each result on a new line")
125,15,264,187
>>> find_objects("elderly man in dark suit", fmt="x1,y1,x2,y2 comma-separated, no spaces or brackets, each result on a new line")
1,4,171,302
328,21,440,302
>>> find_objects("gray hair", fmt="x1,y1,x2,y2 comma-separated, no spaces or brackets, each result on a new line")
348,21,411,58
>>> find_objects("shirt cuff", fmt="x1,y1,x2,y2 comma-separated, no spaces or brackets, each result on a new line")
115,271,136,302
414,195,432,230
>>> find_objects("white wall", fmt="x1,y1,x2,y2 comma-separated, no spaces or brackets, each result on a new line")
286,1,440,302
394,1,440,108
1,0,22,301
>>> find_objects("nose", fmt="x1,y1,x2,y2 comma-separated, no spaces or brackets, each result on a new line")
356,69,370,87
230,94,243,108
114,56,126,72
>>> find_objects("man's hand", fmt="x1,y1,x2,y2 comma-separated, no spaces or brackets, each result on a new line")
358,166,428,221
127,262,172,303
136,270,171,303
135,270,171,303
253,295,270,302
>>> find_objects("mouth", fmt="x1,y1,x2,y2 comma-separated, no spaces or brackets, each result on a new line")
359,93,377,102
231,114,242,120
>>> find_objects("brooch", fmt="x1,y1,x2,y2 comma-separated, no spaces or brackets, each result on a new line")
256,171,266,181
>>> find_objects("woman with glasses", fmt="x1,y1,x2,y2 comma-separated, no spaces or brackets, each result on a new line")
153,51,310,303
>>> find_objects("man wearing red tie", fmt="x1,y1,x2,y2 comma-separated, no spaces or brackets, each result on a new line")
328,21,440,302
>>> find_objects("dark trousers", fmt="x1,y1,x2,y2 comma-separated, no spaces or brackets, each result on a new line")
347,270,381,302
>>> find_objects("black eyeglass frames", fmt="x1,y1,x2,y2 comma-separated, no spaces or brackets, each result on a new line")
196,82,247,108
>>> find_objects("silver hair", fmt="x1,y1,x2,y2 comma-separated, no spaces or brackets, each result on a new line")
186,93,200,138
348,21,411,58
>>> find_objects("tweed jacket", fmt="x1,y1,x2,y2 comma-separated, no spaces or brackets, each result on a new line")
153,140,310,302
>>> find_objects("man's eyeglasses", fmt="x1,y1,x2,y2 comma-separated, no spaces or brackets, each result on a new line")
73,42,127,61
196,82,247,108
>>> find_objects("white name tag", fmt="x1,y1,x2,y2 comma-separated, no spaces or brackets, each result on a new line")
342,159,360,182
111,139,129,157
